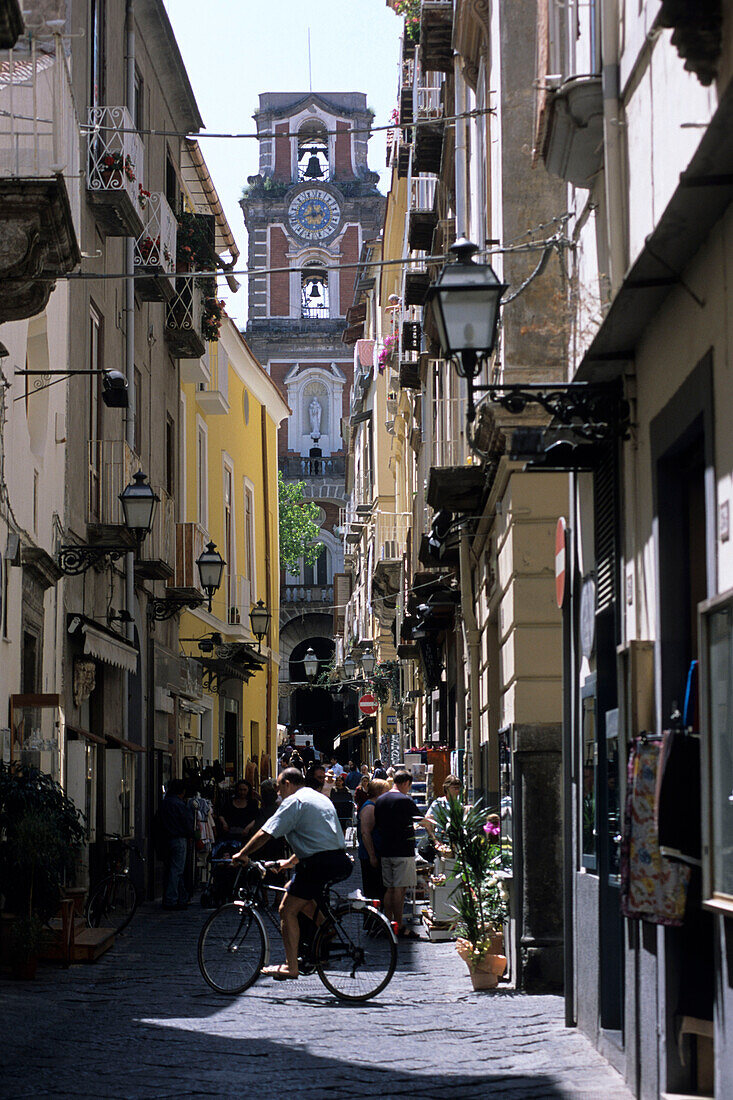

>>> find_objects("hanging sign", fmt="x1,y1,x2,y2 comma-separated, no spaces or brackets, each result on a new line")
555,517,567,609
358,692,378,717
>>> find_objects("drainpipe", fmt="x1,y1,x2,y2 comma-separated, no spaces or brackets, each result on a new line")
454,53,468,238
601,0,627,294
123,1,136,832
459,530,481,798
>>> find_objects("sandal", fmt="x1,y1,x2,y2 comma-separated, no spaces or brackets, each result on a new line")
398,927,421,940
261,965,299,980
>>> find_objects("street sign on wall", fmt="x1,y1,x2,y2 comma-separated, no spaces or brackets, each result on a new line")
358,692,378,717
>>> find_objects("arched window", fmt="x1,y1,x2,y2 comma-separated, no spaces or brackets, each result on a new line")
304,545,331,587
298,120,330,182
301,260,329,319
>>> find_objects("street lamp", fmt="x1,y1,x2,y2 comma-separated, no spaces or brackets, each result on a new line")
249,599,271,650
303,647,319,681
118,471,159,540
360,649,376,677
426,238,507,422
57,470,158,575
196,542,226,613
343,652,357,681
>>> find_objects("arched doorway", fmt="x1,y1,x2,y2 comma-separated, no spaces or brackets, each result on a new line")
289,637,339,758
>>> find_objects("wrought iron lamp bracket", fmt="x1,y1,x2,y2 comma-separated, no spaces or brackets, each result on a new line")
468,380,630,441
148,594,205,622
57,544,127,575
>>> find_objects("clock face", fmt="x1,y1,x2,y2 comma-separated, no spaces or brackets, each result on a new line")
288,188,340,241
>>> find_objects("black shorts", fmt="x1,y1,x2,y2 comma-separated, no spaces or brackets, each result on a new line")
287,849,353,901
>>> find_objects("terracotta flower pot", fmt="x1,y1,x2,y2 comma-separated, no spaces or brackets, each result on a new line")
469,967,498,990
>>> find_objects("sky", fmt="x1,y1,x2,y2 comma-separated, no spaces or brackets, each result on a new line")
162,0,402,326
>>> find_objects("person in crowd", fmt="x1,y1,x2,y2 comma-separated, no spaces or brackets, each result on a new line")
301,740,316,768
290,749,304,772
160,778,195,910
373,769,428,939
345,760,361,791
357,777,389,901
360,763,370,778
233,767,352,980
322,770,335,799
217,779,259,839
240,778,287,865
329,756,344,777
421,774,462,861
330,773,354,833
304,763,326,792
281,741,294,765
386,766,395,779
372,759,388,780
354,783,368,813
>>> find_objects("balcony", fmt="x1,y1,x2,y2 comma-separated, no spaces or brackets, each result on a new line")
400,55,415,127
354,475,374,516
408,174,438,252
165,278,206,360
0,49,80,321
413,81,444,175
135,487,174,581
279,455,346,480
404,255,430,307
541,76,603,189
420,0,454,73
166,521,208,600
400,357,422,390
86,106,145,238
87,440,141,541
134,192,177,302
372,513,409,626
283,584,334,608
195,342,229,414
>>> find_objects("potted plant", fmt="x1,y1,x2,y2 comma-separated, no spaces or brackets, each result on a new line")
432,799,509,990
0,764,85,979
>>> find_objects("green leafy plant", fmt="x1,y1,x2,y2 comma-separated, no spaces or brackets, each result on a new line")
394,0,421,41
0,764,85,929
278,471,325,573
432,797,509,960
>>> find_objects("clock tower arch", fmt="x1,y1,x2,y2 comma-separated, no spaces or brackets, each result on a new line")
241,92,384,757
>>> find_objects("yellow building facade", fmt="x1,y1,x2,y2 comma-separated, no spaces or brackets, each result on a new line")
178,315,290,783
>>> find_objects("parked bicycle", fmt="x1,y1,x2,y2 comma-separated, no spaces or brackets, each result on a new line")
85,833,145,934
198,859,397,1002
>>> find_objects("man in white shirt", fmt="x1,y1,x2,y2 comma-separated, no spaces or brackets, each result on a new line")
330,756,345,777
233,767,351,980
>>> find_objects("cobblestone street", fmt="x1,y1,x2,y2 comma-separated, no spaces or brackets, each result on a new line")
2,897,633,1100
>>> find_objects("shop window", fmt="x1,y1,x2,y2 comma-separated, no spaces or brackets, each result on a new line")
581,677,597,872
701,591,733,913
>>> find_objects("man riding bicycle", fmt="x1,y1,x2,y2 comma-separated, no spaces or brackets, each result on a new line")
232,766,351,980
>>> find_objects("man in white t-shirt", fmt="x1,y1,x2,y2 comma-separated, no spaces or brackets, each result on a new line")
233,767,351,980
330,756,344,777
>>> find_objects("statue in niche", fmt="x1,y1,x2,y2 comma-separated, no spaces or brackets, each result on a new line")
308,397,322,437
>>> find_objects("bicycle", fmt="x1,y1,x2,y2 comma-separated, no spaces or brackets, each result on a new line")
85,833,145,934
198,859,398,1002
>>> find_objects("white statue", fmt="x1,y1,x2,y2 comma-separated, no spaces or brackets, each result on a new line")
309,397,322,436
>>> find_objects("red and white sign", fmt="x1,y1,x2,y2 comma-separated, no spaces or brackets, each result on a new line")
555,517,567,609
358,692,378,717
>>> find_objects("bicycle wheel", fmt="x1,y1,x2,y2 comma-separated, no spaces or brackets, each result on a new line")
315,903,397,1002
198,903,267,995
86,875,138,934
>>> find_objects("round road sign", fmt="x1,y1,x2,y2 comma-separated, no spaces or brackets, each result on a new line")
555,517,567,609
358,692,378,717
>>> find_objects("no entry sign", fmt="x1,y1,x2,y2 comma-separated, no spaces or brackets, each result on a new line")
358,692,378,717
555,517,567,609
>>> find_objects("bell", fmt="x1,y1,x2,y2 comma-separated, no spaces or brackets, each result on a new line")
308,281,322,300
304,154,323,179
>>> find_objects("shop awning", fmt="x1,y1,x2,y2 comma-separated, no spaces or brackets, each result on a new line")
66,725,106,745
339,726,362,742
68,615,138,674
105,732,145,753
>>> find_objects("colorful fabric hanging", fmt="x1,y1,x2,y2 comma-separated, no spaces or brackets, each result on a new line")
620,737,691,926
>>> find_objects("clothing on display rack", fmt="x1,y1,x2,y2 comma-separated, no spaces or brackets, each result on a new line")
620,736,692,925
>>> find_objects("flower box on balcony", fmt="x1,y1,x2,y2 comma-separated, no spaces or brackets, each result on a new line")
541,76,604,189
134,192,177,303
86,106,145,238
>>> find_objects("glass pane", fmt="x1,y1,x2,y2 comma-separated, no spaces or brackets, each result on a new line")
606,724,621,883
582,694,597,871
709,604,733,897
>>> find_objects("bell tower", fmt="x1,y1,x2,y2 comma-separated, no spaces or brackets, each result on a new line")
241,93,385,755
